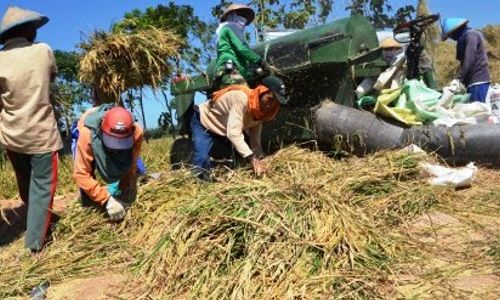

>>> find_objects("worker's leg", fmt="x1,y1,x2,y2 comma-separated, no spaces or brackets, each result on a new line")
6,150,31,203
26,152,58,251
467,82,491,103
190,107,214,179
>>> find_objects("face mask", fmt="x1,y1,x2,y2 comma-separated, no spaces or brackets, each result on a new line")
383,49,401,64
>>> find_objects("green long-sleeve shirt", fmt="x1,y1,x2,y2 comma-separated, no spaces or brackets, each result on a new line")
215,25,261,80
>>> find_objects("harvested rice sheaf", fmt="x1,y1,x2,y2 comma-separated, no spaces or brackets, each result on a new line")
79,27,182,100
0,146,451,299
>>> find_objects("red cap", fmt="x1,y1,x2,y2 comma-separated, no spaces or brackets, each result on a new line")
101,107,134,150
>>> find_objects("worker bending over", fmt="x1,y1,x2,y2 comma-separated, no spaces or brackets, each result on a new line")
73,104,143,221
441,18,491,102
191,76,287,180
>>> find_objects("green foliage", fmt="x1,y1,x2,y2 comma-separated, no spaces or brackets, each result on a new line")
346,0,415,29
52,50,90,135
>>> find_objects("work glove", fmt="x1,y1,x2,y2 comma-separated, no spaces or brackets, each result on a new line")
251,158,270,177
105,196,126,221
106,181,122,197
446,79,462,94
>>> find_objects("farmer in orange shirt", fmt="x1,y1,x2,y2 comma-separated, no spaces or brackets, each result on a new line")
73,104,143,221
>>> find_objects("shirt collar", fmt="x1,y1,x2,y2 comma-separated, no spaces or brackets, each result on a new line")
2,37,32,49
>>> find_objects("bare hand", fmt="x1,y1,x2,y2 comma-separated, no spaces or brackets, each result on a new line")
251,159,270,177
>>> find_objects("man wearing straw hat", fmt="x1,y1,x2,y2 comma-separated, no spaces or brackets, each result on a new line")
191,76,287,180
0,6,62,252
214,3,269,89
73,104,143,221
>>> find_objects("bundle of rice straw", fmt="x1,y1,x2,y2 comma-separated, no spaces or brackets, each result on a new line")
79,27,182,100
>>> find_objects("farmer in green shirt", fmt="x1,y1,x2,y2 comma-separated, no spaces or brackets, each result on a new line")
214,3,266,89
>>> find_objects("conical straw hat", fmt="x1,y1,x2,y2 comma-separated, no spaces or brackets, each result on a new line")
0,6,49,43
220,3,255,25
379,38,402,49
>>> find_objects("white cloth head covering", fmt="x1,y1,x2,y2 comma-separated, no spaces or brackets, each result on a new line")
216,11,247,43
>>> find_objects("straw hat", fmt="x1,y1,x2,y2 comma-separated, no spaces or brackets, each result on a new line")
379,38,402,49
0,6,49,43
220,3,255,25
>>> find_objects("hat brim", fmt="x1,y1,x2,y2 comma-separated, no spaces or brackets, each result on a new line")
103,133,134,150
0,16,48,42
273,92,288,105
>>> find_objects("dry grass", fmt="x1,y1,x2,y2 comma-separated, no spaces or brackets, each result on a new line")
1,142,497,299
79,27,183,100
125,147,444,299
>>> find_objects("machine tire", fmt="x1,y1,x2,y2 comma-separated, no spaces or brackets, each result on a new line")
170,137,193,169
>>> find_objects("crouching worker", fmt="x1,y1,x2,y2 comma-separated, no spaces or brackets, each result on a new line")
191,76,287,180
73,104,143,221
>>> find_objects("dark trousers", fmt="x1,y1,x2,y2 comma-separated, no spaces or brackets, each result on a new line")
467,82,490,103
191,108,216,178
6,150,58,251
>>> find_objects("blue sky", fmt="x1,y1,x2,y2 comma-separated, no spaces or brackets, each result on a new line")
1,0,498,128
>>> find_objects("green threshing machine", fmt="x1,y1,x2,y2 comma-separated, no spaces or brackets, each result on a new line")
170,15,386,163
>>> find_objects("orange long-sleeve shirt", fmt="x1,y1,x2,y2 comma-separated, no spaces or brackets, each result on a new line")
72,107,143,205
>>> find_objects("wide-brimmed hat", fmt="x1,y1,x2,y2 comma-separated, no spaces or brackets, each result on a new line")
262,76,288,104
220,3,255,25
0,6,49,43
380,38,402,49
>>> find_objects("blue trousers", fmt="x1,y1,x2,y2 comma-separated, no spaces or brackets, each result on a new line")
190,109,216,177
467,82,490,103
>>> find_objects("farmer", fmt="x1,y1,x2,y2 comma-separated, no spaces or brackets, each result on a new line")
70,86,148,178
0,7,62,252
214,3,268,89
191,76,287,180
441,18,491,102
73,104,143,221
380,38,436,89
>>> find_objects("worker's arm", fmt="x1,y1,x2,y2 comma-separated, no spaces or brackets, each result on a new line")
119,125,143,192
224,27,261,65
456,33,477,83
247,123,263,158
72,126,110,205
227,99,254,158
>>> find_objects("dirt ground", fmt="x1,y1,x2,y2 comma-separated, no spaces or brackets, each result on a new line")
46,274,125,300
392,169,500,299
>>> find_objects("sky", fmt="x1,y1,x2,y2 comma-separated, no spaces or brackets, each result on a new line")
1,0,499,128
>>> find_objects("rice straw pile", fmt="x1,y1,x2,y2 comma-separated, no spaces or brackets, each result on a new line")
0,146,455,298
79,27,182,99
126,146,448,299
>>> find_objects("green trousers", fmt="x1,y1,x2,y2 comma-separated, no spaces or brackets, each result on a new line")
6,150,58,251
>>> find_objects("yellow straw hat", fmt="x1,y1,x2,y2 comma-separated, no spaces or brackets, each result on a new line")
379,38,402,49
